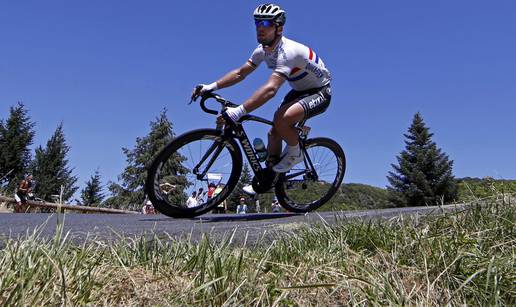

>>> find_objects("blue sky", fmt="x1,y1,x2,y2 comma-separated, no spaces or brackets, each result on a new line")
1,0,515,195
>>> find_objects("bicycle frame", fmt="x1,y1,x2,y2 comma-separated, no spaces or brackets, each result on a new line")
193,92,319,186
224,114,272,182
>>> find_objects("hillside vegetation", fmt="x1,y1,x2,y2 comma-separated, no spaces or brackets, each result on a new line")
325,183,393,211
322,177,516,212
457,177,516,201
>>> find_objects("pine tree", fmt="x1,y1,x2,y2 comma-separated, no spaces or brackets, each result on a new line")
227,162,253,211
105,109,188,210
0,102,35,193
387,112,457,206
81,170,104,206
31,123,78,202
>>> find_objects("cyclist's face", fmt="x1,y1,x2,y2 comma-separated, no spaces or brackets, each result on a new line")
255,21,276,44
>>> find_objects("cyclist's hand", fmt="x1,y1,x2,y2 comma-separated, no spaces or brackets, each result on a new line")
191,82,218,101
218,105,248,125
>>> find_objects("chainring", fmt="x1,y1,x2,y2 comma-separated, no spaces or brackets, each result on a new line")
251,170,280,194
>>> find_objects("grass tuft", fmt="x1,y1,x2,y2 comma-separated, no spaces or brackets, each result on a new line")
0,197,514,305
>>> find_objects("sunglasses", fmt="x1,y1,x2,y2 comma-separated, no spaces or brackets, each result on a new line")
255,20,274,27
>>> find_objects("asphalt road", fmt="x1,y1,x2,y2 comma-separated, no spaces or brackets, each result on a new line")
0,205,460,246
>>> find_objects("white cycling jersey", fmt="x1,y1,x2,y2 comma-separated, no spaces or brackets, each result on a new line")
248,36,331,91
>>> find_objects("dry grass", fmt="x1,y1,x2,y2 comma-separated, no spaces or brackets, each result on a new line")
0,196,515,306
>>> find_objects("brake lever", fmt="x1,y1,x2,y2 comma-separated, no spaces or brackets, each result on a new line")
188,85,204,104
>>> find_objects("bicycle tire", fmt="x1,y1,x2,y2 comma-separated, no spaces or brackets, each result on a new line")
145,129,242,218
275,137,346,213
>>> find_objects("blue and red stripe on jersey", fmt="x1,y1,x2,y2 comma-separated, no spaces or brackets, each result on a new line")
288,66,308,82
308,48,319,64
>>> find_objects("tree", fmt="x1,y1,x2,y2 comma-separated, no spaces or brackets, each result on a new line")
31,123,78,202
81,170,105,206
0,102,35,193
227,162,253,211
105,109,188,210
387,112,457,206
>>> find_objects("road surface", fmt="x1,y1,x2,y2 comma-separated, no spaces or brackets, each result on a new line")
0,205,462,246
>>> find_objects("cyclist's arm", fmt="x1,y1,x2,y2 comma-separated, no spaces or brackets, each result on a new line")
215,61,256,89
242,73,286,112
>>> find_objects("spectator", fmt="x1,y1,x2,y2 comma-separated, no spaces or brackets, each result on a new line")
207,182,216,199
14,174,33,213
211,184,227,214
271,197,281,213
196,187,208,204
213,184,224,197
142,200,156,214
186,191,198,208
236,197,248,214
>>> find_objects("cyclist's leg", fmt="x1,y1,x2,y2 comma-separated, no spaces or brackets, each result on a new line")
267,89,302,167
295,85,332,122
274,102,304,146
273,85,332,172
267,125,282,167
275,85,332,144
271,98,305,172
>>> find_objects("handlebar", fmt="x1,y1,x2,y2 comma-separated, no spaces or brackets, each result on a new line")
191,91,274,126
197,92,238,115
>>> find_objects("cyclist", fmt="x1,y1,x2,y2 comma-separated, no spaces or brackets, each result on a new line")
192,3,332,173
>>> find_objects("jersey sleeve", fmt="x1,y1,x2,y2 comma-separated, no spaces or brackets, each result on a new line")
272,52,293,79
248,46,264,67
273,60,292,79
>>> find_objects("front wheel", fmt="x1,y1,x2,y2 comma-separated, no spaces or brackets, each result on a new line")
145,129,243,218
275,137,346,213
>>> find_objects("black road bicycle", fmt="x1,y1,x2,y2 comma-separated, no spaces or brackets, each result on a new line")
145,92,346,218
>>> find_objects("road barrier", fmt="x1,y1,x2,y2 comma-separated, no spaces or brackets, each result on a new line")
0,195,138,214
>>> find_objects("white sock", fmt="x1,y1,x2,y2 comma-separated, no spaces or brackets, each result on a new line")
287,144,300,156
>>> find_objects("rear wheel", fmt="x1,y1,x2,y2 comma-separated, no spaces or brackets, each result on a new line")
275,137,345,213
145,129,242,218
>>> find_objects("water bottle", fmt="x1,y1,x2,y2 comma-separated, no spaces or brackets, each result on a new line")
253,138,268,162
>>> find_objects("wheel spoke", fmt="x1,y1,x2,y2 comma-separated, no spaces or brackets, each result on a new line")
276,139,345,213
146,131,242,218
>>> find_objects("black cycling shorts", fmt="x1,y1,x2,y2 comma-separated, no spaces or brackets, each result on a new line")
15,192,27,203
280,84,332,120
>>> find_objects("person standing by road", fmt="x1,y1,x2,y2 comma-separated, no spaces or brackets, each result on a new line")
186,191,198,208
196,187,208,204
271,197,282,213
236,197,248,214
14,174,33,213
211,184,227,214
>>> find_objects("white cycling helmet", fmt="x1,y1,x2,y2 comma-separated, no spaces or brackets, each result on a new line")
253,3,286,26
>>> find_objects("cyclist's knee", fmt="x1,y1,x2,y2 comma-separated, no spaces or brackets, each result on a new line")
273,110,283,124
273,113,292,129
274,104,304,128
274,115,297,131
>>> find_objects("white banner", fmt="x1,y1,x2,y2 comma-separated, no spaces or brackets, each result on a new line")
207,173,223,181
